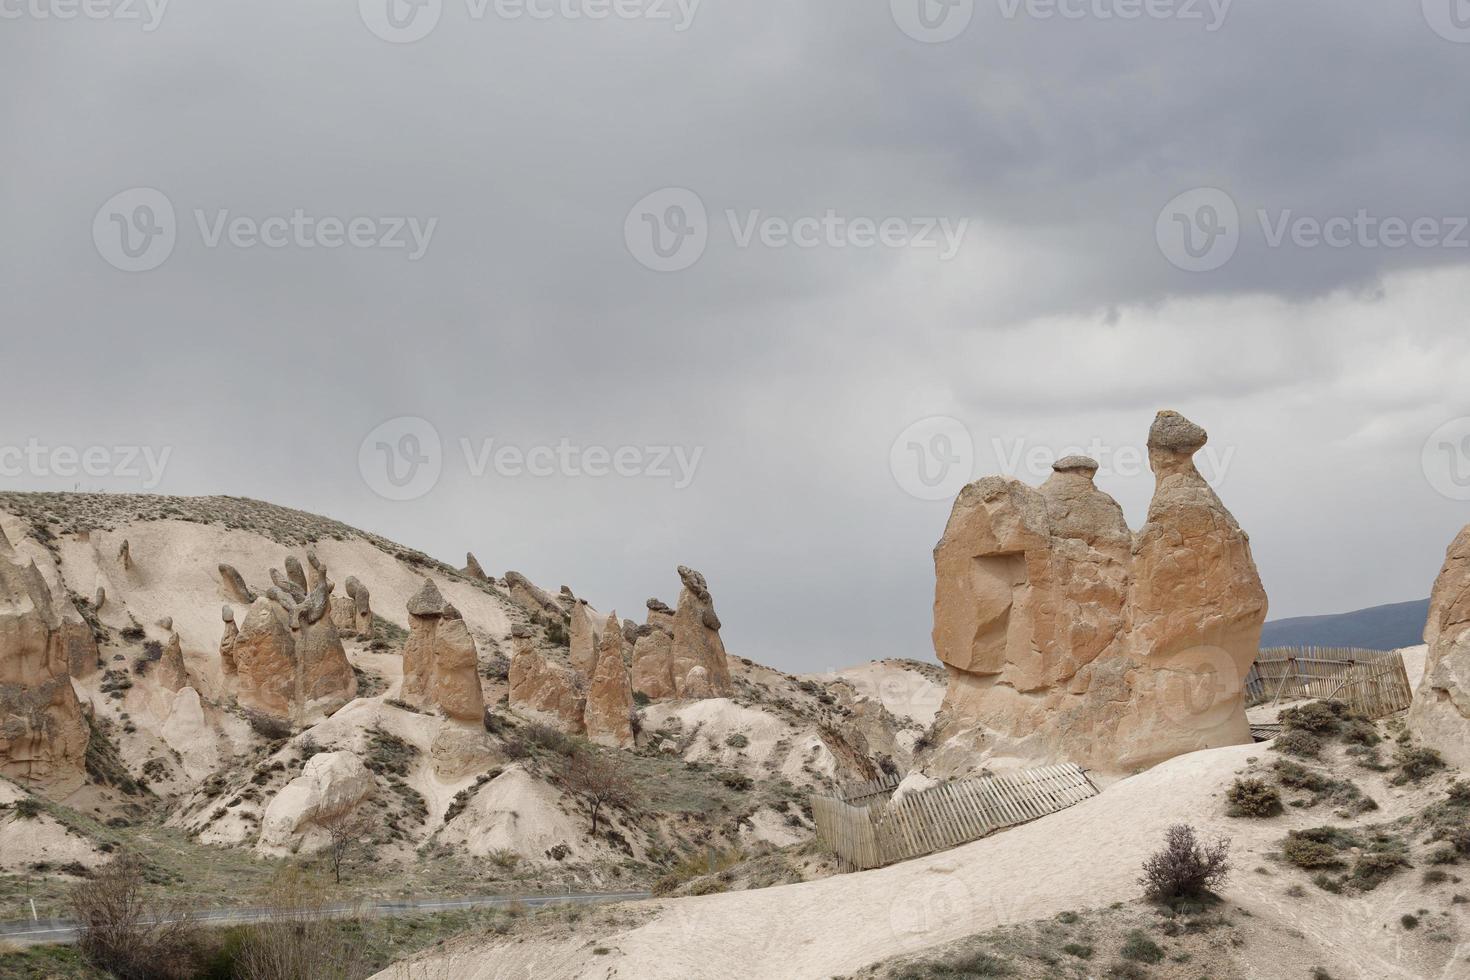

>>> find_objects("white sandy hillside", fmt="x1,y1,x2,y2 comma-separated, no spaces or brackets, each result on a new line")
0,779,106,875
375,739,1470,980
809,660,946,730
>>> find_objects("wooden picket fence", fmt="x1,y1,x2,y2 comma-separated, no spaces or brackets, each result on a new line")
812,764,1098,872
1243,647,1413,719
832,772,901,808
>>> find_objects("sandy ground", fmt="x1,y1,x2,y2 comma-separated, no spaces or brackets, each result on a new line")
375,739,1470,980
0,780,104,875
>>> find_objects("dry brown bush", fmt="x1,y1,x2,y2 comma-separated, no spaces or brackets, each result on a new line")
70,852,200,980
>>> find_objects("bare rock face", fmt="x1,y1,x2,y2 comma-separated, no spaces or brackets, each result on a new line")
258,751,374,853
669,567,733,698
230,568,357,730
219,564,257,604
632,599,677,700
931,412,1268,774
345,576,372,637
1409,525,1470,769
584,613,635,748
568,600,604,677
463,552,489,582
0,528,89,789
158,629,189,693
504,571,566,621
507,626,586,733
401,579,486,723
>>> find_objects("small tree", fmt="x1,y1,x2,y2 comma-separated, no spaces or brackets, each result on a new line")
70,852,198,980
562,747,634,835
319,806,372,884
237,868,368,980
1139,824,1231,904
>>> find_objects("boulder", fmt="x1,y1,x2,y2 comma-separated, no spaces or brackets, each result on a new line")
258,751,374,852
584,613,635,748
507,627,585,733
930,411,1268,775
0,528,89,790
669,567,733,698
1409,525,1470,769
400,579,486,723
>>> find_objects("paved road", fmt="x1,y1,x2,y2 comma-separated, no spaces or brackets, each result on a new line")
0,890,651,946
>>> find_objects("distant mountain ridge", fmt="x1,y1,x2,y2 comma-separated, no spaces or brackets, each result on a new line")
1259,598,1430,651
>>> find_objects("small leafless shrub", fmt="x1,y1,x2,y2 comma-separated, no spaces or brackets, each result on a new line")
70,852,200,980
1139,824,1230,904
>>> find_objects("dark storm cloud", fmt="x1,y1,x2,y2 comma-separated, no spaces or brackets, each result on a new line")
2,0,1468,672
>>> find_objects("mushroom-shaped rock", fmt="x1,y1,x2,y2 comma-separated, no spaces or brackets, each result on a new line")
930,411,1266,776
117,539,132,570
401,579,485,723
669,566,733,698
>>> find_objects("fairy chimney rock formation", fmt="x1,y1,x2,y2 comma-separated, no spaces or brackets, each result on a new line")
505,571,567,622
220,605,239,679
344,576,372,637
508,624,586,733
0,527,89,789
569,600,604,677
158,629,189,692
631,600,678,701
669,566,733,698
930,411,1268,774
1409,524,1470,769
585,613,636,748
463,552,489,582
219,564,257,604
230,567,357,730
401,578,486,723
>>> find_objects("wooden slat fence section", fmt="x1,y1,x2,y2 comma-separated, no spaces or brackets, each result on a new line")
832,772,901,808
1250,724,1283,742
1243,647,1413,719
813,764,1098,871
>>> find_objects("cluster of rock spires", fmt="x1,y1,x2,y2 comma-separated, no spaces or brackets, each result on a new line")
0,527,92,788
930,411,1269,774
218,552,359,731
1409,523,1470,769
507,566,733,748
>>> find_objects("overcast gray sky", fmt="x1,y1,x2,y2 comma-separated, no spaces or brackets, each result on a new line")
3,0,1469,673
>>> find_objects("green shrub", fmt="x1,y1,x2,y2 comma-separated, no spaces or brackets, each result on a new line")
1273,730,1322,758
1350,850,1407,891
1139,824,1230,902
1062,943,1093,960
1279,700,1350,735
1393,745,1446,784
725,733,749,749
1119,930,1164,964
1401,913,1419,929
13,796,43,820
1282,827,1356,869
1227,777,1282,817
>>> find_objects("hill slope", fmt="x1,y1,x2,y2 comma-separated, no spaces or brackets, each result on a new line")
1259,598,1429,650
